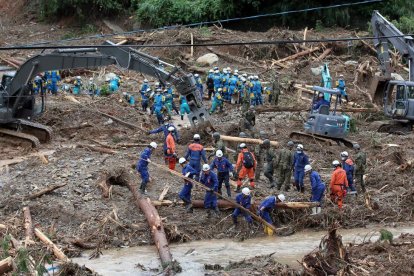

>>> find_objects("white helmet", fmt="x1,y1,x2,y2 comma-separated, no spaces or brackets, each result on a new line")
242,187,250,196
194,74,199,77
194,134,201,140
218,88,223,92
150,142,157,149
340,151,349,158
168,126,175,132
242,73,247,77
304,164,312,173
226,67,231,71
146,88,151,92
239,143,246,148
254,75,259,80
297,144,304,150
277,194,286,202
202,164,210,172
89,77,93,81
216,150,223,157
76,76,81,79
234,69,239,73
209,69,214,73
144,79,148,83
155,82,160,86
234,72,239,76
214,70,220,74
179,157,186,164
34,76,41,80
332,160,340,166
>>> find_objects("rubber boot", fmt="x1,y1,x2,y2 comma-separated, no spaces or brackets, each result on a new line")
295,182,300,192
300,186,305,193
206,209,212,218
180,115,184,120
139,182,147,195
316,207,322,214
186,203,193,213
311,207,317,216
214,207,220,217
226,186,231,197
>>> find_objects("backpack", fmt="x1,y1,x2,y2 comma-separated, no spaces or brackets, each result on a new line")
243,151,254,169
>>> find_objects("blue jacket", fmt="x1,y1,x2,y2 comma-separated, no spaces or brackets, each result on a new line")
149,124,179,141
182,164,197,184
235,193,252,209
309,171,325,192
185,143,207,163
200,171,218,191
154,94,164,107
137,147,152,171
253,80,262,94
141,83,149,93
210,157,233,173
342,159,354,184
213,74,222,88
259,195,278,210
293,152,309,170
337,79,347,96
313,98,330,110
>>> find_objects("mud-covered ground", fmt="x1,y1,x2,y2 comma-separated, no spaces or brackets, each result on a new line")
1,5,414,275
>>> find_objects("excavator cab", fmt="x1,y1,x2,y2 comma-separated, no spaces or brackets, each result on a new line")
304,86,350,138
384,81,414,121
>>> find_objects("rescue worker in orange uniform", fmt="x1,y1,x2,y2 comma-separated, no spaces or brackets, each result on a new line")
165,126,177,170
329,160,348,209
235,143,257,192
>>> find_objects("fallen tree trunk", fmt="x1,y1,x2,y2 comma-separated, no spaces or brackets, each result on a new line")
78,144,118,154
316,48,332,61
96,174,112,198
34,228,70,262
23,207,35,246
152,199,318,209
126,181,176,270
256,106,378,114
277,47,321,63
220,135,279,147
148,161,279,233
25,183,67,200
0,257,14,274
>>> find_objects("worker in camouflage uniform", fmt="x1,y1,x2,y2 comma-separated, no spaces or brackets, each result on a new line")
276,141,295,191
239,105,256,134
270,74,281,105
262,139,278,188
353,143,367,193
209,132,228,160
254,130,268,181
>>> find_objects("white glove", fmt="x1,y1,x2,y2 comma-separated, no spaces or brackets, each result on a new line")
147,159,151,163
185,172,191,177
229,172,234,178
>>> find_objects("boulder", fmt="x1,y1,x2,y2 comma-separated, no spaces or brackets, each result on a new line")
196,53,219,66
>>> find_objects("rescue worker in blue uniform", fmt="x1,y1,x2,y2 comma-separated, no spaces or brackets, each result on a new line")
210,150,233,197
185,134,207,180
73,76,83,95
336,74,349,103
200,164,219,217
341,151,356,194
33,76,44,95
228,73,239,103
153,89,165,124
178,157,198,213
194,74,204,99
213,70,222,92
252,75,263,105
46,71,60,95
313,93,330,111
136,142,158,194
304,165,325,215
258,194,286,227
141,79,149,93
109,75,120,92
179,95,191,120
232,187,253,226
209,88,223,114
141,88,151,111
293,144,309,193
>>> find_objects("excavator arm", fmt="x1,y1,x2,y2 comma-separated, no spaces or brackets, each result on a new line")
0,41,208,126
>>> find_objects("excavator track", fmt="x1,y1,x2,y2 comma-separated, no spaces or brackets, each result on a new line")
370,120,413,135
0,120,53,148
289,131,356,149
0,128,40,148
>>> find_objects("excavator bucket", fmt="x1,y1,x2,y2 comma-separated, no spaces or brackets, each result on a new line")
370,76,390,106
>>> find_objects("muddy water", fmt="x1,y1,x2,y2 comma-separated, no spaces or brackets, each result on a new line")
72,224,414,275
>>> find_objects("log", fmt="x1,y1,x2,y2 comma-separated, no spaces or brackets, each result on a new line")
96,175,112,198
153,199,318,209
0,224,6,229
220,135,279,147
23,207,35,246
190,33,194,57
25,183,67,200
277,47,321,63
98,111,147,132
126,181,174,269
34,228,69,262
158,185,170,201
0,257,14,274
148,161,279,233
78,144,118,154
256,106,378,114
303,27,308,47
316,48,332,61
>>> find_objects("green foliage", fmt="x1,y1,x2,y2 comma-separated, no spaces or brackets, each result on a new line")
315,20,324,32
1,234,11,258
392,16,414,34
16,248,30,273
379,229,393,243
349,118,357,133
100,84,110,96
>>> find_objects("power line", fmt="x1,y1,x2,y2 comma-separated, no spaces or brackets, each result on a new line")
0,33,409,51
19,0,382,47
